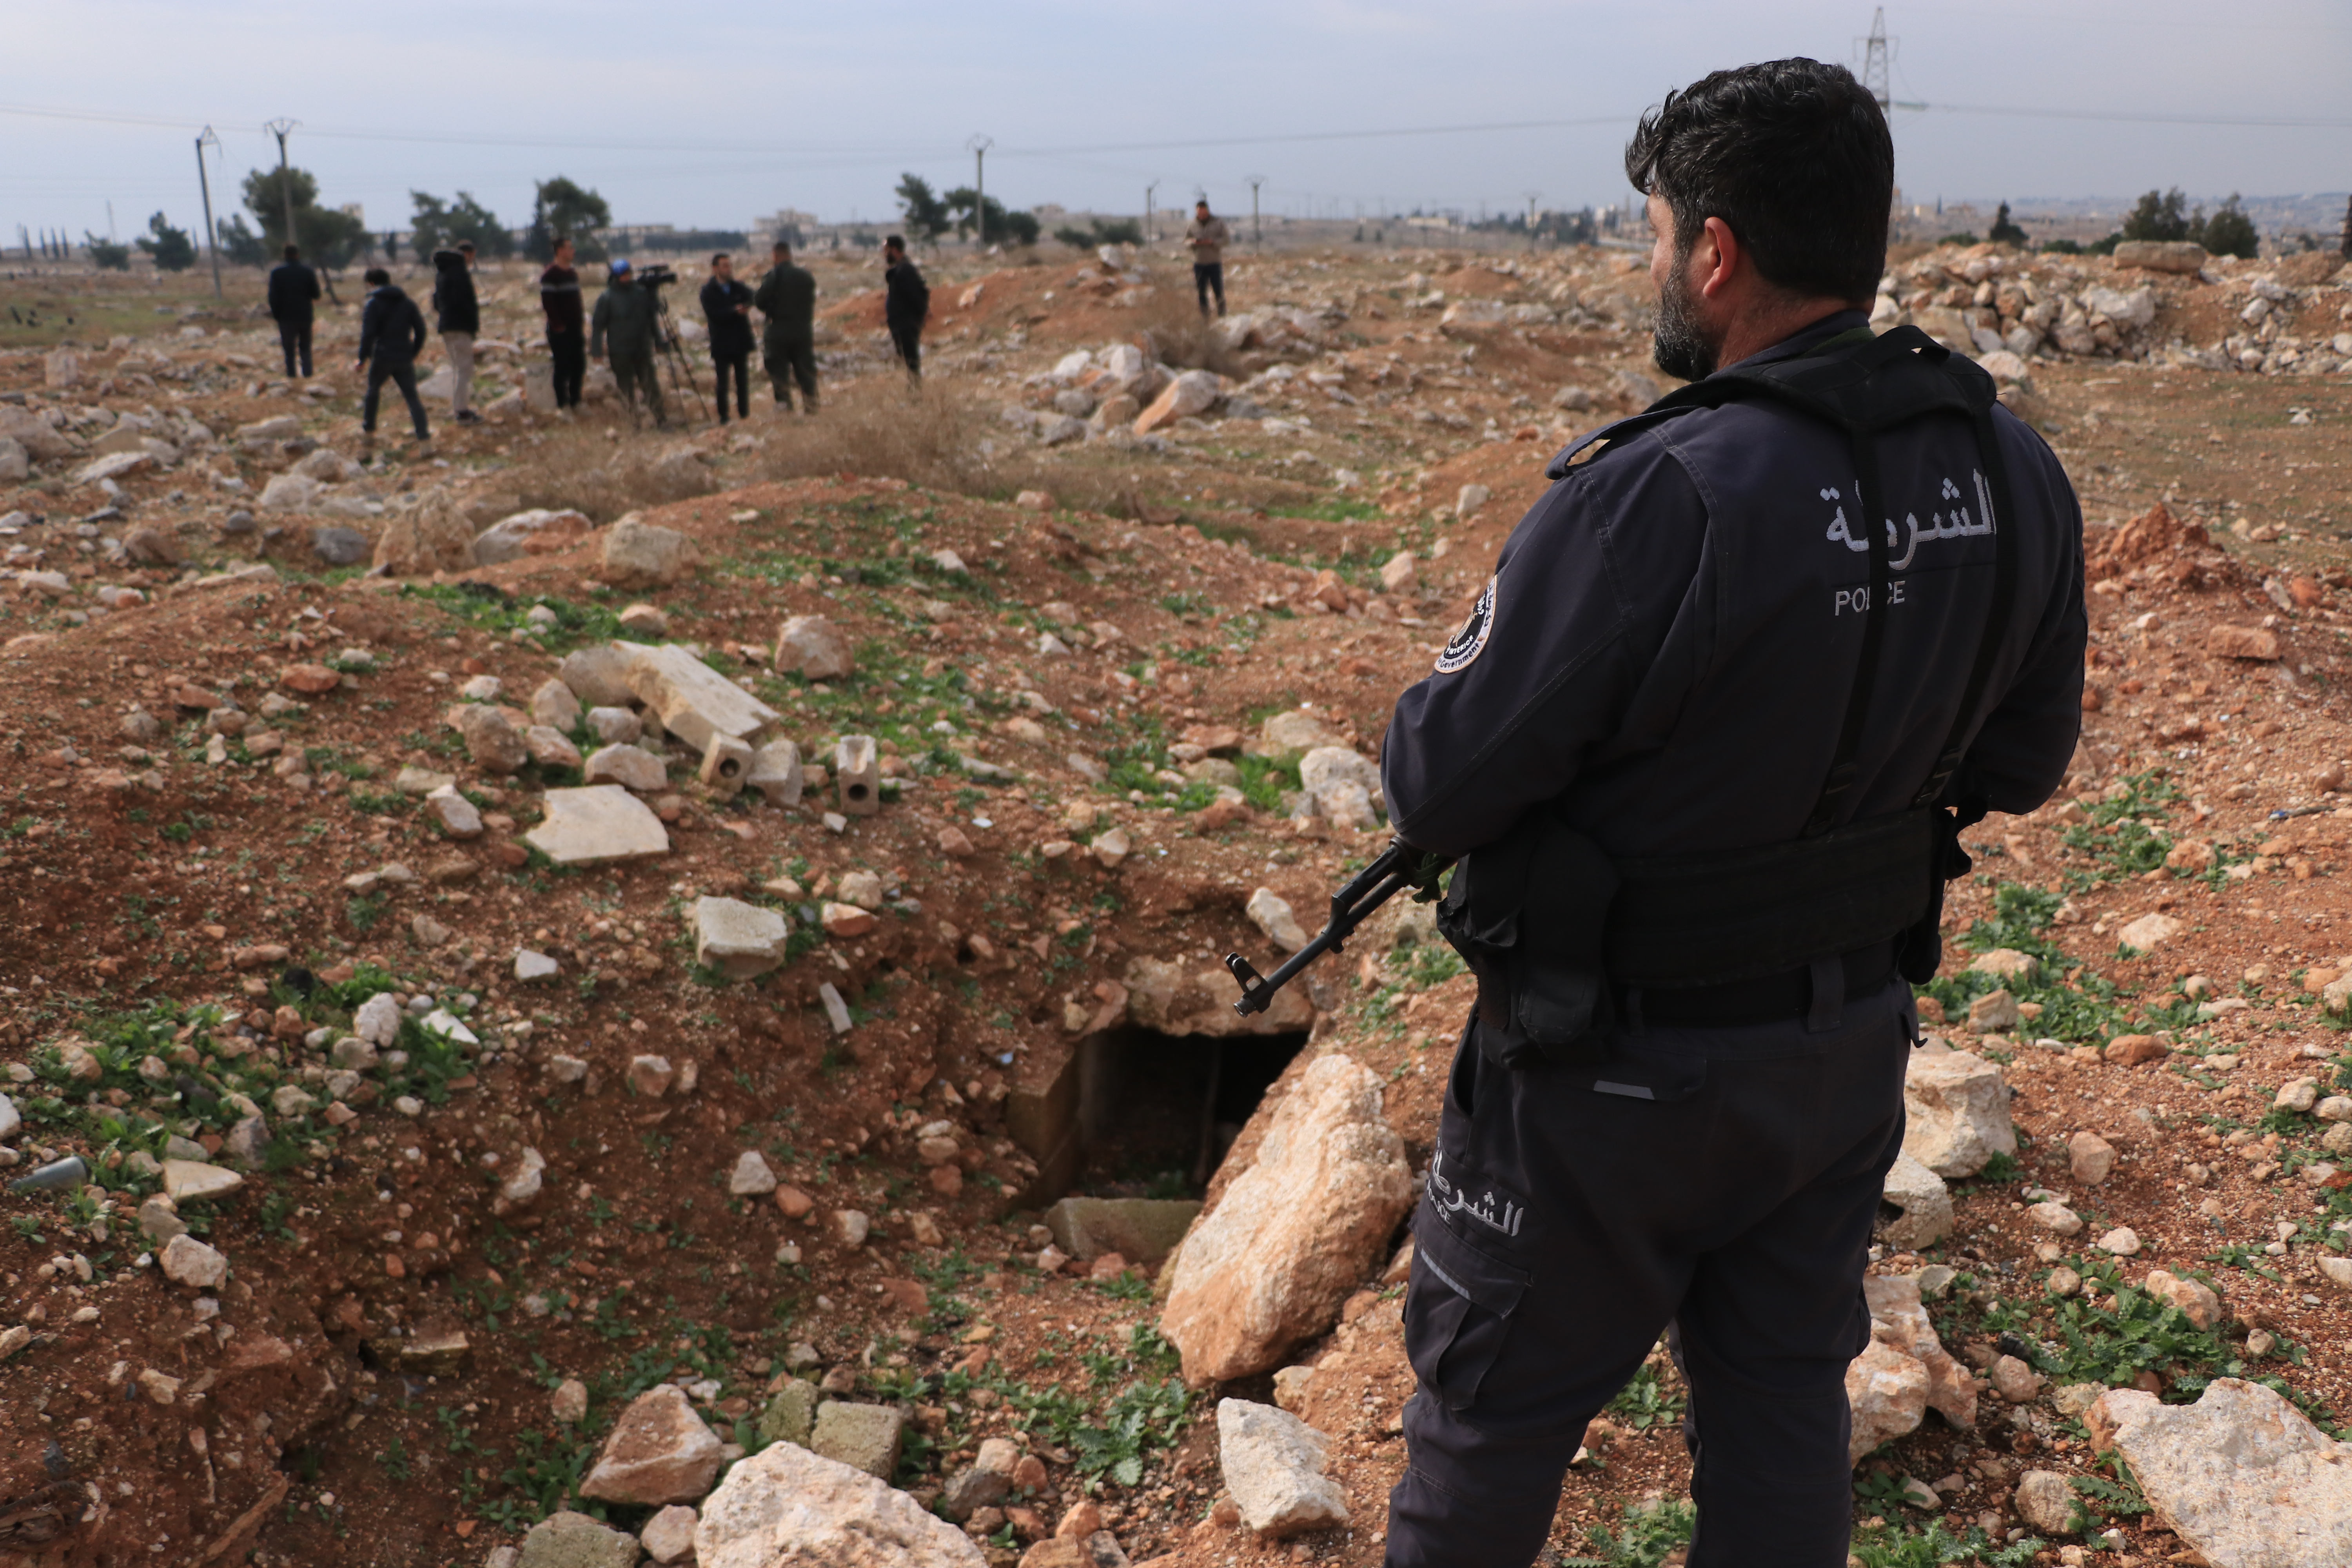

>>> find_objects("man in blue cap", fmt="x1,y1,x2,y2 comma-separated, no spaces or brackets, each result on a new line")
590,258,666,428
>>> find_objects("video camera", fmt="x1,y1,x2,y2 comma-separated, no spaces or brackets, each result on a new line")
632,263,679,288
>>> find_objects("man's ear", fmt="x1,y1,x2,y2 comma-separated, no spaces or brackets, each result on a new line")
1695,217,1741,301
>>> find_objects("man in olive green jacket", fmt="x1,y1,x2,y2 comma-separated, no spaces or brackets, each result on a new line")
753,241,819,414
589,259,667,428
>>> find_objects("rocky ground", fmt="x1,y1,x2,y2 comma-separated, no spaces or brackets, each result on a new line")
0,237,2349,1568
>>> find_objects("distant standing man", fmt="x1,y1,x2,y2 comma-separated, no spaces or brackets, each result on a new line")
700,253,755,424
354,265,430,447
432,239,483,425
539,237,586,414
590,258,666,428
267,243,321,378
753,240,819,414
1186,200,1230,318
882,236,929,379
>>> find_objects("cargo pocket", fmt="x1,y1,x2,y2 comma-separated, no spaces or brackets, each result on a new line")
1404,1205,1533,1414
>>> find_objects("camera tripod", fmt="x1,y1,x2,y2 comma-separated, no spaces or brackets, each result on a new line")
646,285,711,426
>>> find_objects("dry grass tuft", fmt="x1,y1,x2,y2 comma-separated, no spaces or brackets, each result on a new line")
1132,287,1247,379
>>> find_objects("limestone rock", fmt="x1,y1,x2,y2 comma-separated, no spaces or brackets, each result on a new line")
1298,746,1384,829
775,614,854,681
2207,625,2281,662
1124,956,1313,1038
2013,1470,2076,1535
622,641,780,753
584,742,670,792
160,1233,227,1288
2119,912,2182,951
730,1151,779,1196
2142,1269,2221,1329
1247,710,1348,760
1217,1399,1349,1539
1877,1152,1953,1250
598,517,700,588
527,786,671,865
1245,888,1310,953
532,678,581,731
519,1510,641,1568
370,507,477,577
810,1402,905,1480
452,704,528,775
693,1440,985,1568
2087,1379,2352,1568
557,645,637,708
641,1505,699,1565
1845,1337,1929,1463
2112,240,2207,274
1901,1047,2016,1178
757,1380,819,1448
1160,1054,1414,1381
1864,1274,1975,1431
695,896,789,978
1044,1197,1201,1265
2070,1131,2116,1185
161,1159,243,1204
580,1384,724,1505
474,508,592,566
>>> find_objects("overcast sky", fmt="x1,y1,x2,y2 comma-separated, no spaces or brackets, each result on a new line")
4,0,2347,245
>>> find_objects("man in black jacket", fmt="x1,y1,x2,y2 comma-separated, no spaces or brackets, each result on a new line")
355,266,431,446
1375,60,2083,1568
699,253,755,424
539,237,586,414
753,241,818,414
882,236,928,379
431,240,483,425
267,245,321,379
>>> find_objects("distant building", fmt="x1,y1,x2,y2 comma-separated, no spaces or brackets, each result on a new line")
750,210,819,249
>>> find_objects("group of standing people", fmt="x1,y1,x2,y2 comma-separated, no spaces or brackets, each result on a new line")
269,236,492,446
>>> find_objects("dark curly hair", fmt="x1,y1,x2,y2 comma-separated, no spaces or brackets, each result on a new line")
1624,58,1893,303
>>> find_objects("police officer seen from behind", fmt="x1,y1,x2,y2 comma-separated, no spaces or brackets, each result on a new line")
590,259,667,429
431,239,482,425
700,252,755,425
1377,58,2084,1568
881,235,928,379
267,243,321,379
754,240,819,415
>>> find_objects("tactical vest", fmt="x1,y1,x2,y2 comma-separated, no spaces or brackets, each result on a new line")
1436,327,2019,1069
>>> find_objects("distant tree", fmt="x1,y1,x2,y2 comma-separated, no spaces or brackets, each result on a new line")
2341,195,2351,259
411,190,512,258
241,165,368,268
944,187,1038,247
136,212,196,272
2039,237,2084,256
216,213,267,266
1053,217,1144,249
84,233,131,271
1987,202,2028,246
1938,232,1981,247
382,230,400,263
524,176,611,261
2192,194,2259,261
2120,188,2192,243
894,174,953,246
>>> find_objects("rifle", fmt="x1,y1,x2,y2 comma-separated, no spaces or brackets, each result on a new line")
1224,838,1453,1016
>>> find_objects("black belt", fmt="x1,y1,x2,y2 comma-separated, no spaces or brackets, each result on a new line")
1624,939,1897,1029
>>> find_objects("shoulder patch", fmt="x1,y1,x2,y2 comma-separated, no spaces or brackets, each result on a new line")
1435,576,1496,675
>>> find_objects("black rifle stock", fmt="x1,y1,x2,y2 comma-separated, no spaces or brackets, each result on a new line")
1223,838,1452,1016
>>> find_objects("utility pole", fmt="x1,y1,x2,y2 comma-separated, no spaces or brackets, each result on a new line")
1524,190,1541,249
1858,7,1892,114
264,118,300,250
1145,180,1159,245
967,133,993,250
194,126,223,300
1247,175,1265,245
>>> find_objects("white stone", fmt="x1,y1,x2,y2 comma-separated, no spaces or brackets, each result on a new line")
1878,1152,1953,1250
640,1504,699,1565
1245,888,1310,953
160,1160,243,1203
354,992,403,1048
692,1439,985,1568
1217,1398,1350,1539
515,949,561,982
620,641,779,753
730,1151,779,1196
500,1147,547,1207
1902,1047,2016,1178
584,742,669,792
774,614,854,681
426,786,483,839
2118,912,2182,951
2089,1379,2352,1567
160,1234,227,1288
694,896,790,979
527,785,672,865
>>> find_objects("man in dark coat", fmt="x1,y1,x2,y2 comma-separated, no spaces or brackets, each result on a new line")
539,237,586,413
752,241,818,414
699,252,755,424
590,259,666,428
354,266,430,445
266,244,321,378
882,235,929,379
431,240,483,425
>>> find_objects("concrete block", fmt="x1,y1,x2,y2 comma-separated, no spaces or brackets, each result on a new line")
746,739,801,807
699,733,753,797
835,735,880,817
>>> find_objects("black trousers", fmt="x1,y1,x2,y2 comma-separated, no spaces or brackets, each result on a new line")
713,349,750,421
276,318,313,377
1194,261,1225,316
887,319,922,378
361,358,428,439
764,337,818,412
1384,987,1914,1568
608,348,666,426
548,331,585,409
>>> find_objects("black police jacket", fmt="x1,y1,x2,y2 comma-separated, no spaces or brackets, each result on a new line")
700,277,755,358
884,258,929,328
431,250,480,335
267,261,319,324
1382,310,2086,862
356,285,428,367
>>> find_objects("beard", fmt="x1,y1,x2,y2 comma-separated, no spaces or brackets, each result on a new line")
1650,255,1718,382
